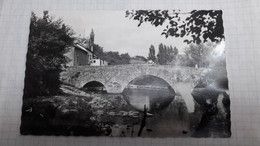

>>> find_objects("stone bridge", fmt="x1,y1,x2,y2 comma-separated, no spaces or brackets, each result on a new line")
61,64,207,112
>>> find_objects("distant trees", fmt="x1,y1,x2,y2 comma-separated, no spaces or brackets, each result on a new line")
24,11,74,98
92,43,104,58
148,45,156,62
81,29,131,65
148,43,179,65
173,47,179,60
119,53,131,64
101,51,131,65
146,42,216,68
184,43,213,68
157,44,167,65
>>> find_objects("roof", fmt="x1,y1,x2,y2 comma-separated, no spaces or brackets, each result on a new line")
74,43,94,54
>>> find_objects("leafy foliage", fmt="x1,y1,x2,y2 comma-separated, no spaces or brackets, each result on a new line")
157,43,179,65
183,43,213,68
157,44,167,65
93,43,104,57
23,12,74,98
148,45,156,62
126,10,224,44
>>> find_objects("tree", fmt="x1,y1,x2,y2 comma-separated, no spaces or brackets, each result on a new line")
23,11,74,98
157,43,167,65
120,53,131,64
93,43,104,58
184,43,213,68
156,44,179,65
148,45,156,61
125,10,224,44
101,51,131,65
170,46,179,63
173,46,178,56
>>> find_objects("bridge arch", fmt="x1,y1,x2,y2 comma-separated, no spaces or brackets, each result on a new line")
121,74,196,113
119,73,176,94
122,75,176,111
123,74,174,90
82,81,107,93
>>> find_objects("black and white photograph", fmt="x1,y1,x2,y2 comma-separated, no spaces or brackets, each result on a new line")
20,10,231,138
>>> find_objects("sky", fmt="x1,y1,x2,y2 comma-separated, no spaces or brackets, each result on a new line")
34,10,191,57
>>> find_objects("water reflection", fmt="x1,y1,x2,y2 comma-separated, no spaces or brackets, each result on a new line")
122,75,175,112
123,87,175,112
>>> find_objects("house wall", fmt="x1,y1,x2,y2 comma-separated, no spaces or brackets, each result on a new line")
90,59,108,66
64,46,75,67
66,45,98,67
101,60,108,66
74,47,89,66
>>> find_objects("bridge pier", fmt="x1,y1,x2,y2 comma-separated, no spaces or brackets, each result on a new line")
174,83,195,113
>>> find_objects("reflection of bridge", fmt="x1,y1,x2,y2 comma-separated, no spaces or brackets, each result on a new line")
61,64,206,112
126,85,169,90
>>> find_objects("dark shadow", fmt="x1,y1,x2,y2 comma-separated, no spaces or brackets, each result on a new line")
191,78,231,138
83,81,107,93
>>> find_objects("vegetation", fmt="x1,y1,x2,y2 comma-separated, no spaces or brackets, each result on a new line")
157,43,179,65
147,43,179,65
21,95,99,136
23,11,74,98
147,45,156,62
101,51,131,65
126,10,226,68
183,43,213,68
126,10,224,44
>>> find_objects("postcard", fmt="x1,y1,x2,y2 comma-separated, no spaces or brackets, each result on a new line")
21,10,230,137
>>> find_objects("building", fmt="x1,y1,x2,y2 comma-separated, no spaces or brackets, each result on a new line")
90,59,108,66
66,43,108,67
66,43,97,66
66,31,108,67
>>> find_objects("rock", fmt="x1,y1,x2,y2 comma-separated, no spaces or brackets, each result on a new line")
70,109,78,112
113,124,120,128
107,112,115,116
128,111,139,117
61,109,69,113
90,116,96,121
96,110,104,115
146,113,153,117
117,111,128,117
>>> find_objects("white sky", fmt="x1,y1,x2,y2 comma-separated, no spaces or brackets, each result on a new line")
34,10,189,57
